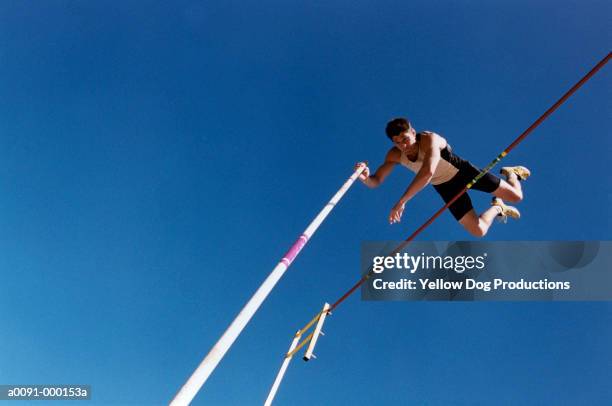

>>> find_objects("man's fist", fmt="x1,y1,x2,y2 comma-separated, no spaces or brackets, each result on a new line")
355,162,370,181
389,201,406,224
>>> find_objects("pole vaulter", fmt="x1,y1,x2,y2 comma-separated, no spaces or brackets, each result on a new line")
264,51,610,404
170,165,367,405
330,52,610,313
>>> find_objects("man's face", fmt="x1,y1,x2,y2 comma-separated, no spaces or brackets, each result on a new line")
392,127,416,151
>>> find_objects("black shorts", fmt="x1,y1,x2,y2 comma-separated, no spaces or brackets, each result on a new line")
432,161,501,221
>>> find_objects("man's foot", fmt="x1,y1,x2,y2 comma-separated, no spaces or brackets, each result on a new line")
491,197,521,220
500,165,531,181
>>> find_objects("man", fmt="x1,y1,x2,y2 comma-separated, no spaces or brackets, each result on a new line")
356,117,530,237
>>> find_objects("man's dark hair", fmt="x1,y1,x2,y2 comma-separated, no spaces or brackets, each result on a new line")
385,118,411,140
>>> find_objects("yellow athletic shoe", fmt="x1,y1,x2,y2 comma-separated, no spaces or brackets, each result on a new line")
500,165,531,181
491,198,521,220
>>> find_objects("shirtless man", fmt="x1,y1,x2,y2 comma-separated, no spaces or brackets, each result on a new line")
356,117,530,237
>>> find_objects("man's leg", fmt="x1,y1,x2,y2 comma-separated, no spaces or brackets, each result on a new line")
458,207,502,238
493,173,523,203
436,178,503,238
442,164,528,237
492,166,531,202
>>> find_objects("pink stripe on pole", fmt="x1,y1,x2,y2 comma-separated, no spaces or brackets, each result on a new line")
281,235,309,266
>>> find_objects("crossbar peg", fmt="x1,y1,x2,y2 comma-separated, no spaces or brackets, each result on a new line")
303,303,330,362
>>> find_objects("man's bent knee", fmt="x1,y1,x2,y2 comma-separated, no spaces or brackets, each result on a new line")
494,184,523,203
460,214,487,238
467,225,487,238
507,189,523,203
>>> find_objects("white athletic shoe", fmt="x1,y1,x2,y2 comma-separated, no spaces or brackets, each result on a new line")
491,197,521,222
500,165,531,181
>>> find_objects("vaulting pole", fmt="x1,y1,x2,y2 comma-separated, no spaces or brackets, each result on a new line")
170,164,367,405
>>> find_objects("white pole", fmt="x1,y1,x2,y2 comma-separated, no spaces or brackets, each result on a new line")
170,165,366,405
264,331,301,406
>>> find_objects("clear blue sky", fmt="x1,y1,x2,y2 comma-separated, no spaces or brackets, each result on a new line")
1,1,611,405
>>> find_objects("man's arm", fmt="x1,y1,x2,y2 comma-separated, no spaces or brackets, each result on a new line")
359,148,400,188
389,134,443,224
396,135,442,204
